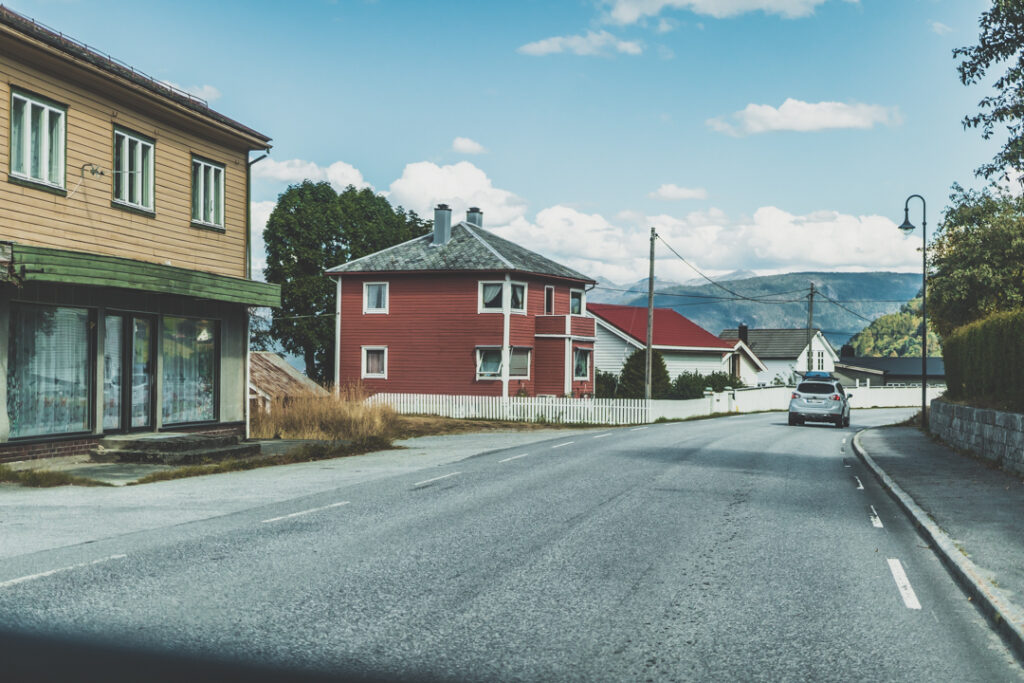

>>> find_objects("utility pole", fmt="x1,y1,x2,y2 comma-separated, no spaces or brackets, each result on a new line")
646,227,656,400
805,283,815,375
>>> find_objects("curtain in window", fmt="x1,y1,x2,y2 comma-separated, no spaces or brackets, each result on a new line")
30,104,42,179
570,292,583,315
132,318,153,428
103,315,123,431
574,349,590,379
482,284,502,308
510,284,524,310
11,98,25,175
162,317,217,424
478,349,501,376
509,349,529,377
7,304,90,438
365,349,385,375
367,284,386,310
47,111,61,185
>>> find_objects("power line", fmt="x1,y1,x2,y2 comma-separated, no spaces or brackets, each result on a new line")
815,291,874,324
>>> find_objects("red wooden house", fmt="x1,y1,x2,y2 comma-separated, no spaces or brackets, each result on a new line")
325,205,597,397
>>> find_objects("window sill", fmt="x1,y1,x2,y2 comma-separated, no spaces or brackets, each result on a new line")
191,221,226,234
111,201,156,218
8,175,67,197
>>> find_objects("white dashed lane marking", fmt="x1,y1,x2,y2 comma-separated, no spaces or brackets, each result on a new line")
870,505,884,528
413,472,461,488
887,558,922,610
0,554,128,589
854,476,865,490
551,441,574,449
262,501,350,523
593,433,612,439
499,453,530,463
630,427,648,432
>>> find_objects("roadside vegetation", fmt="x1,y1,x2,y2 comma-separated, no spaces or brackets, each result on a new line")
0,464,111,488
250,383,398,442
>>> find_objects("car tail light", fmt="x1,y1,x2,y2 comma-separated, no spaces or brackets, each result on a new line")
791,392,800,399
831,394,841,401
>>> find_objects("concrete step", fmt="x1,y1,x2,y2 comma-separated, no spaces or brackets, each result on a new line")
90,436,260,465
95,433,240,453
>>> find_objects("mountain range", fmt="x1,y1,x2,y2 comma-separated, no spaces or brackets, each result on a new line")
590,272,923,349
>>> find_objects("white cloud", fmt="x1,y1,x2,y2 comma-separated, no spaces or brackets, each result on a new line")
161,81,221,102
452,137,487,155
249,200,276,280
707,98,900,136
931,21,952,35
517,30,643,57
649,183,708,200
251,158,373,192
604,0,850,23
387,161,528,226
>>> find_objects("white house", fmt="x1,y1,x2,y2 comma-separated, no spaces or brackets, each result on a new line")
719,325,839,386
590,304,765,383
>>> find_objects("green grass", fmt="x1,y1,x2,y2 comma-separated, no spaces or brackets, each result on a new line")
0,464,111,488
131,437,393,485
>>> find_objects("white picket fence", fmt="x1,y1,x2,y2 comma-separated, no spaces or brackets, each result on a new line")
368,393,649,425
369,385,946,426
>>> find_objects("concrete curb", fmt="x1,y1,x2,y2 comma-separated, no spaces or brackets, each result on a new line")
852,429,1024,663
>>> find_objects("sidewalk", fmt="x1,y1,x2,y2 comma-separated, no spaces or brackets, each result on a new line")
854,426,1024,660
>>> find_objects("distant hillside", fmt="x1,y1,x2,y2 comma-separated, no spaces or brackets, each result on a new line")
847,297,941,357
590,272,922,349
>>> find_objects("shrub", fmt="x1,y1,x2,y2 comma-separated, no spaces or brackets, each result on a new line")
595,370,619,398
943,308,1024,412
671,371,744,399
617,349,671,399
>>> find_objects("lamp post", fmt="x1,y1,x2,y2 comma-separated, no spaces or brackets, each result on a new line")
898,194,927,429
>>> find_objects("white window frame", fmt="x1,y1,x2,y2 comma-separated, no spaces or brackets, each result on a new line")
573,348,592,380
509,347,531,379
10,90,65,188
816,350,825,371
361,346,388,379
478,281,504,313
510,281,527,314
570,288,586,316
544,286,555,315
191,156,225,228
476,347,502,380
112,128,155,211
362,282,389,314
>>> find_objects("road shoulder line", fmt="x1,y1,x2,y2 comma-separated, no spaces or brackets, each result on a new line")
852,428,1024,663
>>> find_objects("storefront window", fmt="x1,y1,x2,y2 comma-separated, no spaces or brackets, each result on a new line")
7,304,91,438
162,317,217,424
103,315,123,431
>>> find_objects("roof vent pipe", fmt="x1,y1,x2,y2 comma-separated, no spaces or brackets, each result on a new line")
433,203,452,246
466,207,483,227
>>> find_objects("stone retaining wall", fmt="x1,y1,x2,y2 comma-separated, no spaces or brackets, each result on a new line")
929,399,1024,476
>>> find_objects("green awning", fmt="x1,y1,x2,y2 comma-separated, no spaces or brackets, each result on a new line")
10,243,281,307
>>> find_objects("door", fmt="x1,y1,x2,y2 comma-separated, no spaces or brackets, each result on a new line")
103,313,155,432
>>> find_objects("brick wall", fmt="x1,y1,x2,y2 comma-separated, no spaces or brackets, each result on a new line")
930,399,1024,477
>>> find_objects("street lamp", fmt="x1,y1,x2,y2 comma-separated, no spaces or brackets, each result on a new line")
898,194,927,429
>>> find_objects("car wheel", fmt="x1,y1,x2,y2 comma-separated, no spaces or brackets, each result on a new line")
788,413,796,426
843,414,850,427
835,416,843,428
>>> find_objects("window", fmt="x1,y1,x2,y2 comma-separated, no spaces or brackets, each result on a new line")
7,303,91,438
162,317,217,424
363,282,389,314
544,286,554,315
510,282,526,313
816,351,825,371
10,90,65,188
113,128,154,211
509,348,530,378
570,289,585,315
362,347,387,379
479,282,503,312
191,157,224,228
476,348,501,379
573,348,591,380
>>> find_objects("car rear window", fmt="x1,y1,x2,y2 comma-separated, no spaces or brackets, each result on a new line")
797,382,835,394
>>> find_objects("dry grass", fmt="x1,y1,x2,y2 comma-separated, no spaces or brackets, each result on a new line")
0,464,110,488
250,383,398,442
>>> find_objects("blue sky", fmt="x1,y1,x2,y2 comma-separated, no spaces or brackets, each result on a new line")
9,0,999,283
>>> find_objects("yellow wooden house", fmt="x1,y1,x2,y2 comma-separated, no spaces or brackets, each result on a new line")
0,7,279,460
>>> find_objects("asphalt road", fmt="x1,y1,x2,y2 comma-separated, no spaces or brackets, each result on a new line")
1,409,1022,682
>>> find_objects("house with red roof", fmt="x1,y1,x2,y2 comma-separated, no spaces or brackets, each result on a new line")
589,304,765,384
325,205,597,398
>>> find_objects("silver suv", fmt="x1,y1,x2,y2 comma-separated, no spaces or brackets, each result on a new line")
788,377,851,427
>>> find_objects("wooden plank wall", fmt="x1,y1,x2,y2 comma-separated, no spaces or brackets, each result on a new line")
0,49,252,278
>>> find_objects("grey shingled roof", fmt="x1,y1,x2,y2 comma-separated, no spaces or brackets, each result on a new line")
325,222,594,282
719,328,830,360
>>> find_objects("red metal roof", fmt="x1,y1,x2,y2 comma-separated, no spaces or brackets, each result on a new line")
589,303,734,349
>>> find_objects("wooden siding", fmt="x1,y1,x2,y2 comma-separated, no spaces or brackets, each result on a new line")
338,273,593,397
0,45,256,278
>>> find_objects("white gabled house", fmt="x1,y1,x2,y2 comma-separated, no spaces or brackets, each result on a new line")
719,325,839,386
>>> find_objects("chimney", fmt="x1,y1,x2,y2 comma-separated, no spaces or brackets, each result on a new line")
433,203,452,246
738,323,748,345
466,207,483,227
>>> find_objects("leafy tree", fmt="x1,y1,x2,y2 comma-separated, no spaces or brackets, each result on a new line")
928,184,1024,337
616,348,671,399
955,1,1024,181
263,181,429,384
847,297,941,357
